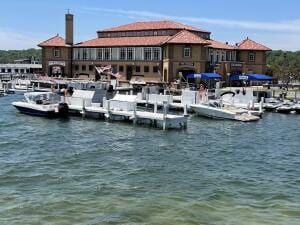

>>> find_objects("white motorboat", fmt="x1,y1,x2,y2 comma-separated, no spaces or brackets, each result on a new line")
190,100,260,122
263,98,283,112
276,102,294,114
220,87,266,116
12,92,68,117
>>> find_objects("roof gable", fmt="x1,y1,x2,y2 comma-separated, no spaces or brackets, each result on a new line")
166,30,209,45
38,35,69,47
238,38,271,51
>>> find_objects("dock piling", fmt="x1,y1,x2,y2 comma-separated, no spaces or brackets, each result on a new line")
184,104,188,117
154,101,158,114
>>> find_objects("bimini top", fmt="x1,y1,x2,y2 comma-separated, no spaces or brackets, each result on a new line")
187,73,222,79
230,74,273,81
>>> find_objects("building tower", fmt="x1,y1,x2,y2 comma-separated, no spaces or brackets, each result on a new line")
65,13,73,45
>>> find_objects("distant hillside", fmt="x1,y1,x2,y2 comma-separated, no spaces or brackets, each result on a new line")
0,49,41,64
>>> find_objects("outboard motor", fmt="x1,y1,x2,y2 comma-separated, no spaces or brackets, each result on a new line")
57,103,69,118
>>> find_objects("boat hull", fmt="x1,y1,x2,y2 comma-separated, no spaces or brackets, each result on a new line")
11,101,69,118
276,107,292,114
13,105,58,118
191,104,259,122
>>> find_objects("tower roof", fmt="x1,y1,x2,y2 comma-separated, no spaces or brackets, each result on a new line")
38,35,70,47
237,38,271,51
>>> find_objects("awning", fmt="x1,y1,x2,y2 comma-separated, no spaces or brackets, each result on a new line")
186,73,222,79
229,74,273,81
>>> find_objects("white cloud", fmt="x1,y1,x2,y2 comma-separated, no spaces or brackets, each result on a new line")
82,8,300,33
80,7,300,50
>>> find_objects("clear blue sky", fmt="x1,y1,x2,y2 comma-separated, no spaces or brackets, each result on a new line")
0,0,299,50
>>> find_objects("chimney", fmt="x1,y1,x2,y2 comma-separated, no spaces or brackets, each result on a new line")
65,13,73,45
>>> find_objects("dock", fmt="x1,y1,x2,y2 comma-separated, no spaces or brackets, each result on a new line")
64,94,187,130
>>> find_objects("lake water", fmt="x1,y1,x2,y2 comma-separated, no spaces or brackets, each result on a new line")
0,94,299,225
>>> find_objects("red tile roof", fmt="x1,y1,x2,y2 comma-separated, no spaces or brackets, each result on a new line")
38,35,69,47
101,20,210,33
75,36,170,47
208,39,235,50
166,30,209,45
238,38,271,51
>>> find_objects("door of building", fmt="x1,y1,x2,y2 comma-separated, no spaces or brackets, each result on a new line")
126,65,133,81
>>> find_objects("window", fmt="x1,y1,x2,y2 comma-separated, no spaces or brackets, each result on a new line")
120,48,126,60
1,68,5,73
89,65,94,71
226,51,231,61
183,47,191,58
127,48,133,60
90,48,96,60
119,65,124,72
135,66,141,73
210,54,214,63
97,48,103,60
20,69,24,73
82,65,86,71
135,47,143,60
144,66,149,73
104,48,111,60
249,52,255,62
83,48,88,60
153,66,159,73
111,48,119,60
53,49,60,58
15,69,19,73
232,51,236,61
7,68,11,73
112,65,117,73
221,52,225,61
73,48,78,60
75,65,79,71
153,47,161,60
144,47,152,60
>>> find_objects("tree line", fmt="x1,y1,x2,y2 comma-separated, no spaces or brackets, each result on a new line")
0,49,41,64
267,50,300,84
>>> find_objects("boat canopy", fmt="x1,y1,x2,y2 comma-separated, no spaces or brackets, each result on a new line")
229,74,273,81
186,73,222,80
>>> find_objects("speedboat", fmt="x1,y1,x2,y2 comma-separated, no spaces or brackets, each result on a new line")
190,100,260,122
220,90,264,117
12,92,68,118
263,98,283,112
276,102,294,114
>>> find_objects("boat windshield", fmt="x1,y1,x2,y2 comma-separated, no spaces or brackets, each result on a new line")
24,92,61,104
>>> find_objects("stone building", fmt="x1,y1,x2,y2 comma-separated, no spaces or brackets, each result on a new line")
38,13,271,83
